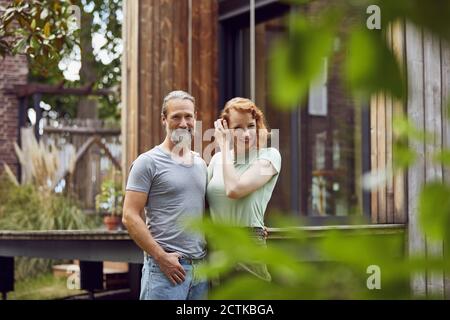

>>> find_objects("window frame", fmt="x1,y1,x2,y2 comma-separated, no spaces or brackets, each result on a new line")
218,0,372,225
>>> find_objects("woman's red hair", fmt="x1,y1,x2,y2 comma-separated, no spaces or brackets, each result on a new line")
220,97,270,149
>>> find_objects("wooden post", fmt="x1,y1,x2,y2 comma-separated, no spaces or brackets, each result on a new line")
17,97,27,182
441,39,450,300
370,21,408,225
128,263,142,299
32,93,42,141
406,22,427,297
423,30,444,298
0,257,14,300
385,24,394,224
370,94,378,223
79,261,104,299
121,0,140,189
377,91,387,223
392,20,407,224
73,118,101,209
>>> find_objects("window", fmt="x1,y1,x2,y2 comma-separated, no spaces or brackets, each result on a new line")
219,0,371,224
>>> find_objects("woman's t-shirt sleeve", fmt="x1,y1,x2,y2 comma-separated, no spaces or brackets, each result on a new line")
257,148,282,174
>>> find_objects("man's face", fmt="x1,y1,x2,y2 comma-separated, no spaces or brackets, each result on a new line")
162,98,196,145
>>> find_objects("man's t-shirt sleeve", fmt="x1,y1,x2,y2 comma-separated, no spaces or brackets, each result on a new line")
126,154,154,194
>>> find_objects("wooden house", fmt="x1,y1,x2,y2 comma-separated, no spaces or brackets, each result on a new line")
120,0,450,297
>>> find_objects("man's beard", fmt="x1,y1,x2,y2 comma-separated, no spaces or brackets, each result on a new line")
170,128,193,146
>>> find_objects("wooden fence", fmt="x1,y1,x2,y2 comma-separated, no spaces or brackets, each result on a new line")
41,119,121,211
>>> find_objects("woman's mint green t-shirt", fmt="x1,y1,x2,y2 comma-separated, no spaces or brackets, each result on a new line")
206,147,282,227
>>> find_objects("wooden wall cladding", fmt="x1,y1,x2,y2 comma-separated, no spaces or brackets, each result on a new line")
370,21,407,224
122,0,218,173
404,21,450,298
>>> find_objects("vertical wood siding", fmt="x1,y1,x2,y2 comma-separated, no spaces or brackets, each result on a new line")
122,0,218,174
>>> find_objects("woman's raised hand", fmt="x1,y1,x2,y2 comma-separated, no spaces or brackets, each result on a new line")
214,119,232,150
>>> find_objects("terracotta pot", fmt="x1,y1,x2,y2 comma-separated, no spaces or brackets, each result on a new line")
103,215,121,231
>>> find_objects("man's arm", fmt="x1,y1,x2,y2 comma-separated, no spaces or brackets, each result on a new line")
122,190,186,284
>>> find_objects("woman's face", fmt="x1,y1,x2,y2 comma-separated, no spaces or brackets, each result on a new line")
227,109,257,152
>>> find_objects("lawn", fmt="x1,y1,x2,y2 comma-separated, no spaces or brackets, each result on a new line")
8,273,85,300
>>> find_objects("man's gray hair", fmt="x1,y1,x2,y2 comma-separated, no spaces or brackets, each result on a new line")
161,90,195,117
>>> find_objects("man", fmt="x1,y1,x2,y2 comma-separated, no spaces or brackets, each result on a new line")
122,90,208,300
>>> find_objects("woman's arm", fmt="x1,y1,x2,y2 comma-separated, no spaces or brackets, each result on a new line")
221,146,276,199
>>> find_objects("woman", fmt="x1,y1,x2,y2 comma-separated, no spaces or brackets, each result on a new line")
206,97,281,281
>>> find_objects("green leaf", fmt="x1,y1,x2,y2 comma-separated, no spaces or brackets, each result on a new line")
419,182,450,242
445,97,450,120
434,149,450,167
2,10,17,29
393,142,416,169
393,116,426,140
13,37,27,54
43,22,51,37
378,0,450,43
269,11,338,110
345,27,406,101
30,35,39,49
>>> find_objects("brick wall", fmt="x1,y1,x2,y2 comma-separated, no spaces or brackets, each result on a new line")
0,0,28,177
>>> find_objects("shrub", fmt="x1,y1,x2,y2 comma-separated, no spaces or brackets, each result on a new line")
0,173,100,280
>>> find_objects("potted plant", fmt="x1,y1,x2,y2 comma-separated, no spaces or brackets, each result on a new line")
96,179,124,231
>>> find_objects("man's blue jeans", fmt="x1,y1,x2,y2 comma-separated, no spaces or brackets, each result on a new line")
139,255,208,300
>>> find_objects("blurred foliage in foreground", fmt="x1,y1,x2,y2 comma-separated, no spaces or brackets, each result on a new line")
270,0,450,109
187,215,450,299
254,0,450,299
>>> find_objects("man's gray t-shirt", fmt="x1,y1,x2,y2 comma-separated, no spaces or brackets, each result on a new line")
126,145,207,259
